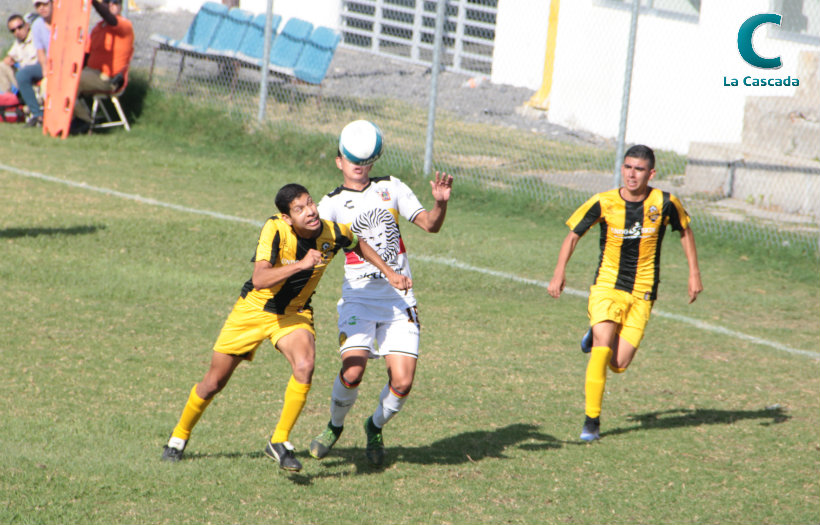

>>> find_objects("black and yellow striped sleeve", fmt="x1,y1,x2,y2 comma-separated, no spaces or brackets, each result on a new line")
567,194,603,236
665,193,691,231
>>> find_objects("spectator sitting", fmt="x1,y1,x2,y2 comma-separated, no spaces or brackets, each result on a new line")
15,0,52,127
72,0,134,133
1,14,38,95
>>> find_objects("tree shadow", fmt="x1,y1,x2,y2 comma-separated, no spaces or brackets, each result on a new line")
604,406,790,438
0,224,104,239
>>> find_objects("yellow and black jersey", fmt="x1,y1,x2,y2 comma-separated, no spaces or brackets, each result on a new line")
239,215,358,315
567,187,691,300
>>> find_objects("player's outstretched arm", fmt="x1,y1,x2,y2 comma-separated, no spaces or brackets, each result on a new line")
679,226,703,303
412,172,453,233
251,249,323,290
548,231,581,299
354,239,413,291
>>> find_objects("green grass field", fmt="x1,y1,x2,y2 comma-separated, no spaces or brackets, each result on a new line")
1,86,818,524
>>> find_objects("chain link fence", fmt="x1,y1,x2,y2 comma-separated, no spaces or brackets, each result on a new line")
4,0,819,251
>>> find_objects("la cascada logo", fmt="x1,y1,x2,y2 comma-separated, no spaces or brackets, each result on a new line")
725,13,799,87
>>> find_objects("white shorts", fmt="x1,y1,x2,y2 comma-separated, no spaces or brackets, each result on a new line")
336,299,421,359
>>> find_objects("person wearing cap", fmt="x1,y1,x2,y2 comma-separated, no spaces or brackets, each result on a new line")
1,14,38,94
308,121,454,466
71,0,134,132
15,0,52,126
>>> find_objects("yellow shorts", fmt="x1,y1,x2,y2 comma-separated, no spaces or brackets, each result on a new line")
587,285,653,349
213,298,315,361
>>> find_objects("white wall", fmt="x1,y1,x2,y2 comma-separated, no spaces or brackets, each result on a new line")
547,0,817,153
491,0,550,87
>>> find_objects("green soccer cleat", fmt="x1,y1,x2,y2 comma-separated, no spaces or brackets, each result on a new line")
364,416,385,466
309,422,343,459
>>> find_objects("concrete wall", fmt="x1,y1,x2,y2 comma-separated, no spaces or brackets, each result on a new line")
490,0,550,88
548,0,819,153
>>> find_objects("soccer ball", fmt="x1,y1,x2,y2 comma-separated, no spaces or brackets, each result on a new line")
339,120,383,166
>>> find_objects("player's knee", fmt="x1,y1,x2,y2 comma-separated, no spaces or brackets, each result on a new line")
390,380,413,396
291,355,315,384
608,363,628,374
340,364,365,386
197,377,225,399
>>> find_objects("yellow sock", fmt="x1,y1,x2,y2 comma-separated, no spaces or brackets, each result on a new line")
608,363,627,374
171,384,212,441
585,346,612,419
271,376,311,443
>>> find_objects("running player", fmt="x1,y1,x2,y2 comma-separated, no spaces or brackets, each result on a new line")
547,145,703,441
309,122,453,465
161,183,411,471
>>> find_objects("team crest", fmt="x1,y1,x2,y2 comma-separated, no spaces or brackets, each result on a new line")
320,241,333,261
647,205,660,222
377,188,391,201
339,332,348,346
351,209,401,263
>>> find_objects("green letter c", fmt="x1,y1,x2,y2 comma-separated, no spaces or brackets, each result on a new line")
738,13,782,69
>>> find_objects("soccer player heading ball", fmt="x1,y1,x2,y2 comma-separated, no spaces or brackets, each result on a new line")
309,120,454,466
161,184,411,471
548,145,703,442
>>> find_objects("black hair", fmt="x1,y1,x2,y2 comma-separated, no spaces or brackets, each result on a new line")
624,144,655,170
275,183,310,215
7,14,24,25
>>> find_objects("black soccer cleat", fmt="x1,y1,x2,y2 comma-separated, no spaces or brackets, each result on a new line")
161,436,187,462
580,416,600,442
264,441,303,471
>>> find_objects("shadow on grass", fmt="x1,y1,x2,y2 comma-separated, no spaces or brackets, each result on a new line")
312,423,562,476
177,424,560,484
0,225,104,238
604,406,791,438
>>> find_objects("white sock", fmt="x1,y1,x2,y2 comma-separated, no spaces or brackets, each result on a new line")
167,436,186,451
371,383,407,428
330,373,359,428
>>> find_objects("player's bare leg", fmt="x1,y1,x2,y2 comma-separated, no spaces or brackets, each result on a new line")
162,352,244,461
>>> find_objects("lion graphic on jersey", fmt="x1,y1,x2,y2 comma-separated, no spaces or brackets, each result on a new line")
351,208,401,263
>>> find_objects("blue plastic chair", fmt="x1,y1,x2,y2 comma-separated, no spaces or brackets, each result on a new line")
293,26,341,85
148,2,228,83
206,8,254,58
268,18,313,74
235,13,282,66
168,2,228,53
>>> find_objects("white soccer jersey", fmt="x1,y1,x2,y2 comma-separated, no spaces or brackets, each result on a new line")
317,176,424,306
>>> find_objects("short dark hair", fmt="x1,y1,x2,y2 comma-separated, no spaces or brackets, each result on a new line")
624,144,655,170
7,14,24,25
275,183,310,215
